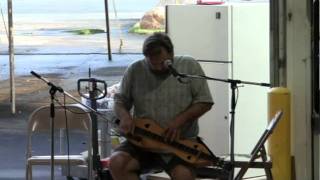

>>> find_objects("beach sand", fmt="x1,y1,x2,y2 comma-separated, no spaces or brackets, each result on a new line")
0,19,146,54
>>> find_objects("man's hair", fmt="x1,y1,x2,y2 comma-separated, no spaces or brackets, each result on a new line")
143,32,174,56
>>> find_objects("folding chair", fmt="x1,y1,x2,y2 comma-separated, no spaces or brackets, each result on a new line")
234,110,283,180
25,104,93,180
194,110,283,180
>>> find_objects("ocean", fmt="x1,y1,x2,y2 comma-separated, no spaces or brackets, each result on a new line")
0,0,160,21
0,0,268,21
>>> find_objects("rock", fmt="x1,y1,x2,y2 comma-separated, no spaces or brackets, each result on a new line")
140,7,165,29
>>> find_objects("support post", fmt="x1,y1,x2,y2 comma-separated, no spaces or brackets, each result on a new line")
8,0,15,114
270,0,287,87
104,0,112,61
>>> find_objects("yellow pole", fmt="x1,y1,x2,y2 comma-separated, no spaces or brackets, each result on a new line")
268,87,291,180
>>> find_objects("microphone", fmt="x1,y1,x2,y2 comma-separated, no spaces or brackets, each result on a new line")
164,60,189,84
30,71,42,79
164,59,180,77
30,71,64,93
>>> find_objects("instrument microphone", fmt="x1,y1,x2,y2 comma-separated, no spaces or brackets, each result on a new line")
164,59,180,77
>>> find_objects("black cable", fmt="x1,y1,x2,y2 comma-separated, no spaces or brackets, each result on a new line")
54,98,115,125
55,100,89,115
96,88,104,94
54,98,119,136
63,94,71,178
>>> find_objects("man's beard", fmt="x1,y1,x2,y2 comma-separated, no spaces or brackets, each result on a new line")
148,65,171,78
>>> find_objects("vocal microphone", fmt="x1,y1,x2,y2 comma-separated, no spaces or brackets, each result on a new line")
164,60,189,84
164,59,181,77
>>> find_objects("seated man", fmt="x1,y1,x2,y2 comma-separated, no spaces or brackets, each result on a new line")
108,32,214,180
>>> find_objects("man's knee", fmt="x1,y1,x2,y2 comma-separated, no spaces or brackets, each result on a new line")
108,152,139,173
170,165,195,180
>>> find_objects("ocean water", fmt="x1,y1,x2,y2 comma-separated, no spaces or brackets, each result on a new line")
0,0,269,21
0,0,160,21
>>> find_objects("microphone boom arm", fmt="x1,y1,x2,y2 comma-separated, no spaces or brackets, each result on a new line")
179,73,270,87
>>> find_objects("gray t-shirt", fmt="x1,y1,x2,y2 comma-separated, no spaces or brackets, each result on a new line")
114,55,213,138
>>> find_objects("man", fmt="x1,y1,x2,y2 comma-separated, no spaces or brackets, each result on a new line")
109,33,213,180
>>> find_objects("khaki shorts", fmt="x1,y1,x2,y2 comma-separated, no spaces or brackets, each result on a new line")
114,140,195,176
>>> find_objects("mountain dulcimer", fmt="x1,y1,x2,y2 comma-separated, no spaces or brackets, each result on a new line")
126,118,222,167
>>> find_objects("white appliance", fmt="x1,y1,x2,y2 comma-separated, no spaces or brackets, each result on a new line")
166,2,270,156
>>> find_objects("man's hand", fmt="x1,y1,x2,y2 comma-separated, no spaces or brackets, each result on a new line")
119,117,134,135
163,102,213,142
114,102,134,135
163,120,182,142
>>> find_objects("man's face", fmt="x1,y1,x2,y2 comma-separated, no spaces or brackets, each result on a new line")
146,47,172,74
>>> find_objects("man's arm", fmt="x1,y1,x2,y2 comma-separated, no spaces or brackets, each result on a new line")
114,102,134,135
164,102,213,141
113,64,134,135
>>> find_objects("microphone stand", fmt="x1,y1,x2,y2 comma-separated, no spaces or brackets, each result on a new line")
30,71,63,180
177,72,270,180
30,71,109,180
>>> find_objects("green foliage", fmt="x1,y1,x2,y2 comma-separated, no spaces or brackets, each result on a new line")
129,22,164,34
67,29,105,35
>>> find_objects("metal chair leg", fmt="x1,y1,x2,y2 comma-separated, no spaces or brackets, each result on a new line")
26,163,32,180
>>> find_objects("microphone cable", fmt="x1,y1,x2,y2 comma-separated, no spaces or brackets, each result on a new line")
63,94,71,178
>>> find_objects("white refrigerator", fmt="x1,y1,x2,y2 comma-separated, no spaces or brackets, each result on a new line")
166,2,270,157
